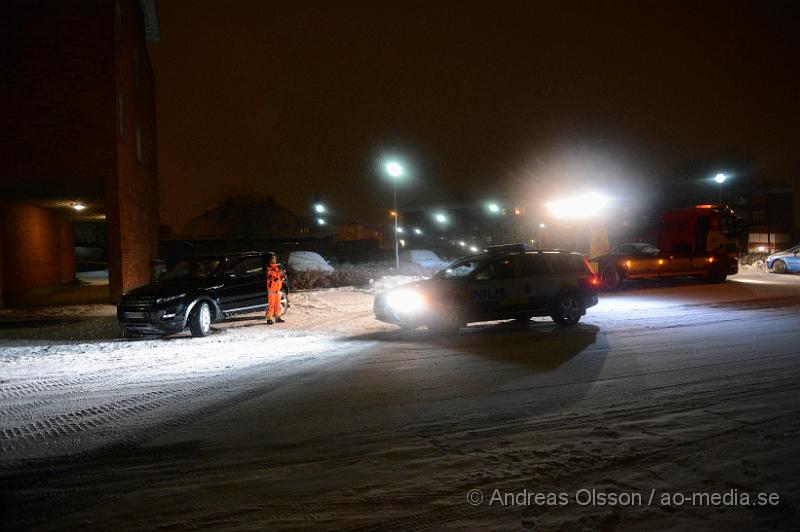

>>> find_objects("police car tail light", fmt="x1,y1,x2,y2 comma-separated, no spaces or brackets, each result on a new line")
578,276,599,289
386,289,427,314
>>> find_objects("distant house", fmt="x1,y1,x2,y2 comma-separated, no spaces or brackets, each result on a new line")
0,0,161,306
331,220,383,245
181,196,311,240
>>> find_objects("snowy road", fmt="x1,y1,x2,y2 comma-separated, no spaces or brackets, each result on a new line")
2,272,800,530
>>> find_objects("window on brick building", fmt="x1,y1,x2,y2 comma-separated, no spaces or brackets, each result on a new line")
135,125,143,161
118,94,126,140
133,48,140,88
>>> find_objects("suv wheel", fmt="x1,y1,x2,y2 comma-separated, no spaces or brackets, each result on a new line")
189,301,212,337
551,293,582,326
280,289,289,315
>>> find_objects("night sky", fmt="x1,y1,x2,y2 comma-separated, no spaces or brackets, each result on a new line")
148,0,800,232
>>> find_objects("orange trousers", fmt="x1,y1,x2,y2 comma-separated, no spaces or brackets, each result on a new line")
266,290,282,320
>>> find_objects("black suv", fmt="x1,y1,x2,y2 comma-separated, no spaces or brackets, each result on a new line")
374,244,599,334
117,252,289,337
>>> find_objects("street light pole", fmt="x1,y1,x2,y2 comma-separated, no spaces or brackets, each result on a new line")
714,173,727,205
384,160,404,270
394,180,399,270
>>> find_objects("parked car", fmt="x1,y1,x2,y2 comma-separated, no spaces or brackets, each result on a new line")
285,251,334,273
767,244,800,273
593,242,732,289
399,249,448,270
117,252,289,338
375,244,599,334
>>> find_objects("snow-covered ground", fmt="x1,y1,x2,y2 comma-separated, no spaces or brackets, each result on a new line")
2,271,800,530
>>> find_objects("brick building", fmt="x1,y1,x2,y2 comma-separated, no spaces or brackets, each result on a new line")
0,0,161,305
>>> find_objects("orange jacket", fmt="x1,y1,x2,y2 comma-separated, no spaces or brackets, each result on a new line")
267,263,283,292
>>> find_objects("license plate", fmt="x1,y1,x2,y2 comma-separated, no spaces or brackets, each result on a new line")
123,312,147,319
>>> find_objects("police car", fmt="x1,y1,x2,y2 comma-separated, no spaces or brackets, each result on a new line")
373,244,599,334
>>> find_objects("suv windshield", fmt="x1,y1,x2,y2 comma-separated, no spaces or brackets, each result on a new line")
161,258,222,280
436,257,483,279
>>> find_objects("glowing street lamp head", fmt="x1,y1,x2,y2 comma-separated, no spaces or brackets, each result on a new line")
714,173,727,184
385,161,403,178
396,226,404,233
413,228,422,235
546,192,610,219
487,202,500,213
72,203,86,211
434,213,447,223
317,218,326,226
314,203,326,213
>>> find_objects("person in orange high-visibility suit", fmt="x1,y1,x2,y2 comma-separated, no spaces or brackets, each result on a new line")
265,253,284,324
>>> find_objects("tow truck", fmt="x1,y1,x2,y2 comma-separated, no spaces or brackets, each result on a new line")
593,204,740,290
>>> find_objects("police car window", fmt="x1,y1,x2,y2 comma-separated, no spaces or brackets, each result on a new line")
541,254,584,274
567,255,589,273
437,258,481,279
473,258,516,281
521,254,552,276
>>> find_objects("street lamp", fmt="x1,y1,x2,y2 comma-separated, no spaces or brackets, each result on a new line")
487,202,500,214
714,173,727,204
384,160,404,269
434,212,447,223
314,203,326,214
546,192,610,219
413,228,422,235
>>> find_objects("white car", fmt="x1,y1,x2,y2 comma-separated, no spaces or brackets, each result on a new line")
286,251,334,273
400,249,447,270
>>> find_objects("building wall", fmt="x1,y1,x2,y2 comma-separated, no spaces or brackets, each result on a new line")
0,0,117,196
106,0,160,302
0,201,75,299
1,0,160,304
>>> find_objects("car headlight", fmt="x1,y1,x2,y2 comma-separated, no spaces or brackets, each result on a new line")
386,289,427,314
156,293,186,305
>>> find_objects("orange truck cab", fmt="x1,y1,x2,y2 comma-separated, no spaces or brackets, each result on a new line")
656,204,739,276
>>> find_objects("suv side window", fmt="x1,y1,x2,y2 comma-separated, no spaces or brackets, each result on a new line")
521,254,552,276
473,257,517,281
236,256,265,277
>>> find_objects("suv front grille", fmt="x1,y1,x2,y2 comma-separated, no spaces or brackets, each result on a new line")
120,295,156,309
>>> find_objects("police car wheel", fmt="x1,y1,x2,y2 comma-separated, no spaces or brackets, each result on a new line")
773,260,787,274
600,265,622,290
551,294,582,326
189,302,212,337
